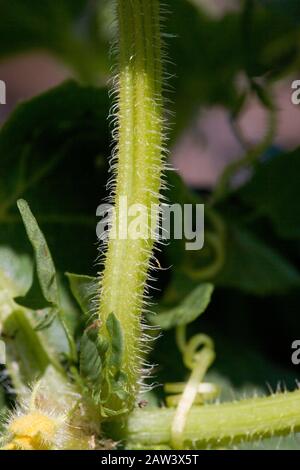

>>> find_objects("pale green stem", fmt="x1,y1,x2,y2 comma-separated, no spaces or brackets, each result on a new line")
99,0,163,409
126,389,300,449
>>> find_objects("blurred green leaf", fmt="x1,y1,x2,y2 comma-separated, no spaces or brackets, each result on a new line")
0,0,108,82
260,0,300,24
165,0,241,136
3,309,63,385
0,0,84,54
216,224,300,295
0,80,109,209
66,272,97,316
164,166,300,299
153,283,214,330
0,247,33,329
239,148,300,239
164,0,299,139
0,252,76,387
0,80,110,275
164,171,203,269
0,247,32,297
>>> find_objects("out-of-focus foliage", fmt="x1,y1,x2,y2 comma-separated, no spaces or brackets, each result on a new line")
239,149,300,239
0,0,111,81
0,81,110,274
216,224,300,295
165,0,300,136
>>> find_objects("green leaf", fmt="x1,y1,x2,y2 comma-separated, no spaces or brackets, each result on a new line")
66,272,97,316
0,0,84,55
39,279,81,358
78,313,130,416
216,225,300,295
102,314,130,415
79,330,104,388
79,325,111,407
106,313,124,371
0,80,110,275
239,149,300,240
15,199,77,361
0,81,109,208
152,284,214,330
0,248,67,386
16,199,59,312
0,247,32,297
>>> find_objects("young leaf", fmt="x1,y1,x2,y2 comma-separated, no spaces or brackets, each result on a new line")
79,330,103,387
79,325,111,406
16,199,77,360
152,283,214,330
77,312,129,415
16,199,59,312
66,272,97,316
99,314,130,416
106,313,124,372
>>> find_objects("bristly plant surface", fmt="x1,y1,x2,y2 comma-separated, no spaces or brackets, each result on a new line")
0,0,300,451
98,0,164,414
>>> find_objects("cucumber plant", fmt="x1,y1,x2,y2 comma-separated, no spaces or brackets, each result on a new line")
0,0,300,450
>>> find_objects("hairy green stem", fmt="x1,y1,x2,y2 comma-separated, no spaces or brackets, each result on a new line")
126,390,300,449
99,0,163,409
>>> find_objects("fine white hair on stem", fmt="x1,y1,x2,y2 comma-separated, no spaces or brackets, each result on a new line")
94,0,173,412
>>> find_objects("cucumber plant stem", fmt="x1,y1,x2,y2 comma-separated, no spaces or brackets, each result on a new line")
99,0,163,408
126,389,300,448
